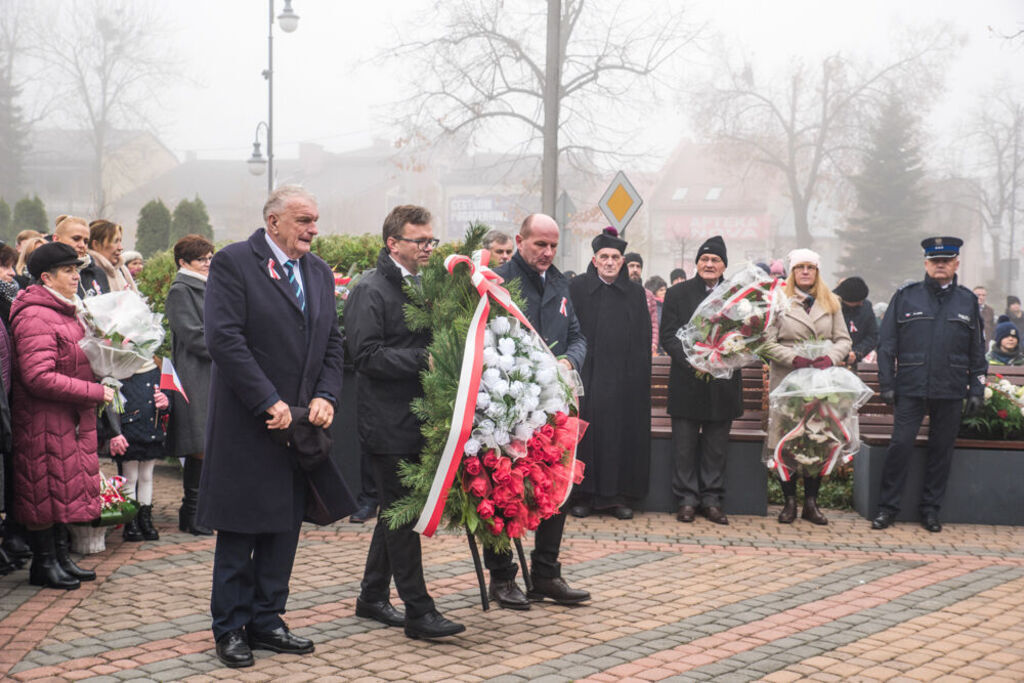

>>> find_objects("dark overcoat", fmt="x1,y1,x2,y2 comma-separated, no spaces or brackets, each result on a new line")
568,264,651,500
197,229,345,534
165,272,211,457
343,249,429,456
660,277,744,422
494,253,586,371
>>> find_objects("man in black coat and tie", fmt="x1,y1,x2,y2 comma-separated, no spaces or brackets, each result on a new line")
199,185,345,668
345,205,465,640
660,236,743,525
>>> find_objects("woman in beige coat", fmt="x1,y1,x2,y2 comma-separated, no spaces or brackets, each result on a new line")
761,248,851,525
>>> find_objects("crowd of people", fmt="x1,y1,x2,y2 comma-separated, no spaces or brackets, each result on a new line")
0,188,1006,669
0,219,216,586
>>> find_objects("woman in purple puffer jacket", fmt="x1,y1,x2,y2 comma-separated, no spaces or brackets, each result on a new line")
9,243,114,590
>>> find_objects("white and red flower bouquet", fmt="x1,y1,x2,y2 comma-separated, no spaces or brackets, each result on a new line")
677,263,788,379
766,342,873,481
384,225,586,557
78,290,166,411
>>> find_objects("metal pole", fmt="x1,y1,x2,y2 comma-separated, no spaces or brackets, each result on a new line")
1008,104,1021,293
267,0,275,196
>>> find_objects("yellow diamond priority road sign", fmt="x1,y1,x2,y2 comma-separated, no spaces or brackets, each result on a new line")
598,171,643,235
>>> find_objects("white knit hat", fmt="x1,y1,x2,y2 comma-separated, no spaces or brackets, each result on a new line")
787,248,820,271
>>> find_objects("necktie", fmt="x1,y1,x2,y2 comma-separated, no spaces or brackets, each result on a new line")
282,259,305,312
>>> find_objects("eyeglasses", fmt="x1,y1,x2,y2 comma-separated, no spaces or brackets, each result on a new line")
793,264,817,271
192,256,213,264
395,237,439,250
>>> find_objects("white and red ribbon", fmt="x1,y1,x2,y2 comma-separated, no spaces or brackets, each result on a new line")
267,258,280,280
414,250,580,536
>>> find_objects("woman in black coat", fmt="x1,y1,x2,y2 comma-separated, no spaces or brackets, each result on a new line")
165,235,215,535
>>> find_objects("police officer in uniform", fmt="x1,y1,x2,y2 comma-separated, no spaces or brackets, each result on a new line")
871,237,986,533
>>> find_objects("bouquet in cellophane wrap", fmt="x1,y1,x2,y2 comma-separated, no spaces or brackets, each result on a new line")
766,341,873,481
78,291,165,411
677,263,788,379
384,224,586,557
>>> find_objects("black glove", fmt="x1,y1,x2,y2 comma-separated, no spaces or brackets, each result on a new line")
965,395,984,417
879,390,895,405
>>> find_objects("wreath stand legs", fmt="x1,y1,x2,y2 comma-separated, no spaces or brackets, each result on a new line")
465,527,489,611
514,537,533,593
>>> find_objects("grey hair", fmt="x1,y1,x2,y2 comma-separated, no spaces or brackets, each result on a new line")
263,185,317,221
482,229,512,248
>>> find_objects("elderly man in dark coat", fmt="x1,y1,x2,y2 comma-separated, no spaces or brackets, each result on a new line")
198,185,345,668
660,236,743,525
568,228,651,520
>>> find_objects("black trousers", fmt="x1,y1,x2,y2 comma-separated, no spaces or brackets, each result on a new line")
482,511,566,581
355,449,378,509
671,417,730,508
359,453,435,619
878,396,962,515
210,472,305,640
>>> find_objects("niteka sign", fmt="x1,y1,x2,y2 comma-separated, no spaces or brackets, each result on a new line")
666,214,771,241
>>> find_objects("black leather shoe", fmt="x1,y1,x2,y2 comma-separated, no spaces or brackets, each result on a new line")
216,629,253,668
676,504,696,523
488,579,530,610
871,510,896,530
527,576,590,605
704,506,729,525
610,505,633,520
247,626,314,654
570,503,591,518
404,610,465,640
349,504,377,523
355,597,405,626
921,512,942,533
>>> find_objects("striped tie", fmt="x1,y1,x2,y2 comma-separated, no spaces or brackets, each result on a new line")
282,259,305,312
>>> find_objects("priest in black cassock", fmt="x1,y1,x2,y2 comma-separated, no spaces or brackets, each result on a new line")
568,227,652,520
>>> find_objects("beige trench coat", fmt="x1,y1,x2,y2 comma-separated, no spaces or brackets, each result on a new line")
761,291,852,450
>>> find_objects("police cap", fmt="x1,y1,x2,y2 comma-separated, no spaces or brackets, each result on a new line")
921,236,963,260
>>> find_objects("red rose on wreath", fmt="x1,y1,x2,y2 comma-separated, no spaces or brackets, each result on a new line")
463,456,482,476
463,471,491,498
998,409,1009,419
476,499,495,519
492,456,513,484
506,519,524,538
482,449,499,469
490,517,504,534
503,501,522,519
492,484,517,508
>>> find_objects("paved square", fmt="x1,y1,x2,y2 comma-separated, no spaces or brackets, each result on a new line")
1,464,1022,681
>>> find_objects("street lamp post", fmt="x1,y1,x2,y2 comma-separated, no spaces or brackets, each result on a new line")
247,0,299,194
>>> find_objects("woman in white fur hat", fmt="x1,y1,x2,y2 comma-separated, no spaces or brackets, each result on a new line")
761,248,851,526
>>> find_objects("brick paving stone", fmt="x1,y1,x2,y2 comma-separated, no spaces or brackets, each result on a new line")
5,467,1024,681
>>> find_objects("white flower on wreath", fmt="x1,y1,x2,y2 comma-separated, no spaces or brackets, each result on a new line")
498,336,517,356
463,438,481,456
483,329,496,349
490,317,511,336
731,298,754,320
794,453,821,466
491,379,510,397
508,381,526,399
481,367,502,390
513,423,534,442
535,367,557,386
498,354,516,372
475,418,496,436
477,392,491,410
493,428,511,446
527,411,548,429
984,387,993,401
520,394,540,413
485,401,506,419
482,347,501,368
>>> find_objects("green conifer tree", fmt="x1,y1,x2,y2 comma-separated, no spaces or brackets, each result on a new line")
839,91,930,297
170,196,213,242
136,199,172,257
0,198,12,244
12,194,47,233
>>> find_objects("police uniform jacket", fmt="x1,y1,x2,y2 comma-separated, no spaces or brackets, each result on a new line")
876,275,987,400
